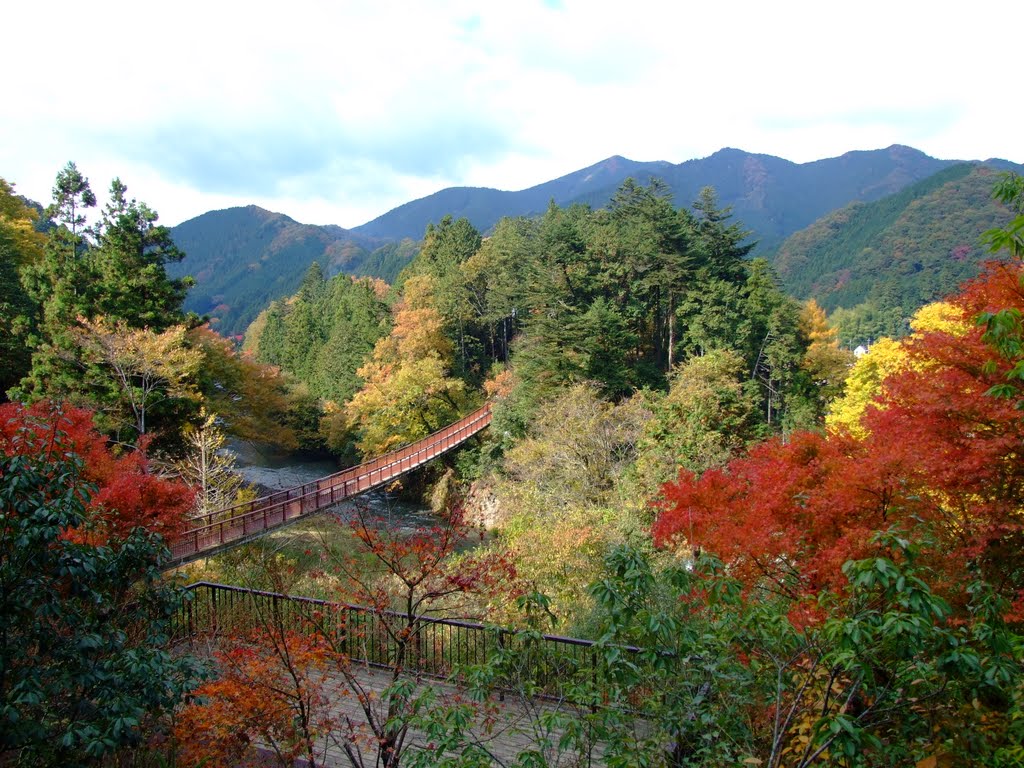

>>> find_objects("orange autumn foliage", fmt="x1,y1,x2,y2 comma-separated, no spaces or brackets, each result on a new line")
176,632,334,768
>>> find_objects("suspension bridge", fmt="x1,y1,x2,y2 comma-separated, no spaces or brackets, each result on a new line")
167,404,492,567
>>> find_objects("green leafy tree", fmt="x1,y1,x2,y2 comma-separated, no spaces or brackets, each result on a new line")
634,348,759,493
429,539,1022,767
0,405,203,766
978,171,1024,407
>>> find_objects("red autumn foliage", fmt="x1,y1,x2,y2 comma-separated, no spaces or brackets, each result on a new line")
654,263,1024,614
0,401,194,544
342,505,517,615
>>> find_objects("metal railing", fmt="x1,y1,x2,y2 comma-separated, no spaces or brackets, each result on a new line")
174,582,622,697
168,405,492,566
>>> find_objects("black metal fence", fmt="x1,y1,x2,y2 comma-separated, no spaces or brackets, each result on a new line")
175,582,621,697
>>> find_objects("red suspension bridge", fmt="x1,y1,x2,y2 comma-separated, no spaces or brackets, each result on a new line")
167,404,492,567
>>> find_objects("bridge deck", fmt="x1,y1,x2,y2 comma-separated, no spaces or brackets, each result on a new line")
168,405,491,567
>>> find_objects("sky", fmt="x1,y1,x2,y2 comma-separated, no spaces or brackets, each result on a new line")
3,0,1021,229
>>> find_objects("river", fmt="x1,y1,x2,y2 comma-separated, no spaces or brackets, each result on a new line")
226,440,443,535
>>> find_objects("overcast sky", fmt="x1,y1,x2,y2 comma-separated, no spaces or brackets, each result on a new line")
3,0,1020,229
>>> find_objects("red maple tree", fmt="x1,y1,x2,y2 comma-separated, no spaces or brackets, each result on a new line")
0,401,194,544
654,263,1024,616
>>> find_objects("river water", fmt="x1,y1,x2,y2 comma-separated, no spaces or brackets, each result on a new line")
226,440,442,535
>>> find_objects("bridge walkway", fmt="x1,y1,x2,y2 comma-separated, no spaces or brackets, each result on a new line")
168,405,491,567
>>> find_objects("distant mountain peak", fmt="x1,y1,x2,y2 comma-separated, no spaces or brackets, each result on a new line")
885,143,927,156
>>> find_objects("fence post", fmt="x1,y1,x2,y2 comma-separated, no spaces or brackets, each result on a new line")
497,630,507,702
211,587,218,635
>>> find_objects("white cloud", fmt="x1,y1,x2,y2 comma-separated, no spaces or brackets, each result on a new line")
2,0,1020,227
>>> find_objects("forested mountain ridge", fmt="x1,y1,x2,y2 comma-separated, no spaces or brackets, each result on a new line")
168,145,1019,338
166,206,387,336
568,144,959,254
354,145,973,251
771,162,1022,343
352,154,674,240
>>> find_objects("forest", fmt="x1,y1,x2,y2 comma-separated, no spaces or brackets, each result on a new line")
1,162,1023,767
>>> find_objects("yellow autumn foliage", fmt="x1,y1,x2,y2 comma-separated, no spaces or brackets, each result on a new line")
826,301,969,437
345,274,466,456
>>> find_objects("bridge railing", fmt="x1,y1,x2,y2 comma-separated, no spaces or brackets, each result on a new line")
174,581,626,697
169,404,492,563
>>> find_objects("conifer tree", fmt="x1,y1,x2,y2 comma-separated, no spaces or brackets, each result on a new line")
19,163,98,399
0,179,45,398
17,167,191,415
90,178,189,331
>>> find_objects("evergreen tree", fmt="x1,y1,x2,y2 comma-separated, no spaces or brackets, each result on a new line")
18,163,98,400
413,215,483,379
90,178,189,331
460,216,535,365
0,179,45,399
691,185,755,283
253,301,288,367
744,259,807,428
311,277,390,403
607,178,693,371
17,166,192,420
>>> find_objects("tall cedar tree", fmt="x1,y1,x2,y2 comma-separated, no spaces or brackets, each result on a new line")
18,169,190,439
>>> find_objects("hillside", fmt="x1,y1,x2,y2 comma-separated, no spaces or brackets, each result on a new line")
167,207,385,337
351,238,421,285
771,163,1019,341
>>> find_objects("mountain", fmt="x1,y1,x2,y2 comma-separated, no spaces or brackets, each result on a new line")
351,238,421,285
167,206,388,336
169,146,1020,338
771,162,1022,341
354,145,958,252
352,156,672,241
